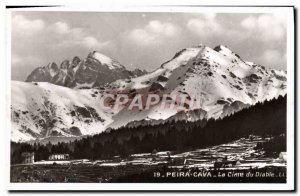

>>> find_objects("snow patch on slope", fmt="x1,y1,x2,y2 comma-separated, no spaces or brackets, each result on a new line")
11,81,112,142
91,51,123,70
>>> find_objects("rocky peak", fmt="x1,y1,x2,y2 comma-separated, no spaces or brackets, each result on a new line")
87,51,125,70
47,62,58,70
71,56,81,68
60,60,70,69
214,45,229,52
25,51,147,88
214,45,242,59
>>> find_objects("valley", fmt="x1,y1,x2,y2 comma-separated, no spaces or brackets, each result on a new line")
11,135,286,183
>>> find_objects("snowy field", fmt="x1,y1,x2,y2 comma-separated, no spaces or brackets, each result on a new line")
31,136,285,169
11,136,286,183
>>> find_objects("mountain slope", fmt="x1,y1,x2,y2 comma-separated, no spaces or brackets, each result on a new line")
11,81,112,142
11,44,287,142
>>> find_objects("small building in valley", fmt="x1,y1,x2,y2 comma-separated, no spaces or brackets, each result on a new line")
21,152,34,164
279,152,287,162
48,153,70,161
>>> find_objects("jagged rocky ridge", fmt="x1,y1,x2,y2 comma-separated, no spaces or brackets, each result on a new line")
26,51,147,89
11,45,287,142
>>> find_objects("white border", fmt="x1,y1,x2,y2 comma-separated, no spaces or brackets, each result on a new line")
5,5,295,191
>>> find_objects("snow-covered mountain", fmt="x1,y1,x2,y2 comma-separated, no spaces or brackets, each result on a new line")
105,44,286,128
11,45,287,142
26,51,147,89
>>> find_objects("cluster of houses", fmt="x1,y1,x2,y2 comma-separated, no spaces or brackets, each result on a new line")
20,151,287,165
21,152,70,164
48,153,70,161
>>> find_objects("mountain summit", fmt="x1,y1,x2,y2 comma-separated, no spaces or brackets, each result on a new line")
26,51,147,89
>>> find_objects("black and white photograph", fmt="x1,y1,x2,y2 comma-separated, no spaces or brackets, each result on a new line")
5,4,295,191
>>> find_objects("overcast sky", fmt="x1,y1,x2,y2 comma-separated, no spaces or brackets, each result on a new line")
11,11,287,81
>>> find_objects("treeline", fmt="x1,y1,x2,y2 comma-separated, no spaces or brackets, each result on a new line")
11,95,286,163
